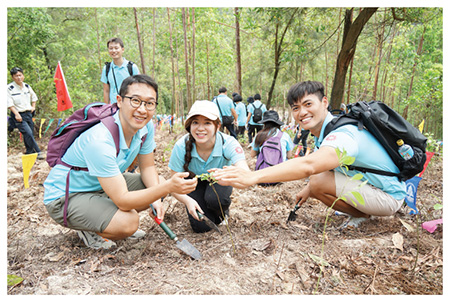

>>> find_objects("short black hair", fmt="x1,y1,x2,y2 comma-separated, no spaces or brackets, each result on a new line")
10,67,23,76
247,96,254,104
287,81,325,106
120,75,159,101
254,93,261,100
107,37,124,48
218,87,227,93
233,94,243,102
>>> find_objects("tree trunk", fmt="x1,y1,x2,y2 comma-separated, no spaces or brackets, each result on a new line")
234,7,242,95
206,40,211,100
330,7,377,110
94,8,102,70
372,12,386,101
133,8,146,74
167,8,176,125
191,8,196,105
402,26,426,119
267,7,299,109
182,8,191,111
152,8,156,79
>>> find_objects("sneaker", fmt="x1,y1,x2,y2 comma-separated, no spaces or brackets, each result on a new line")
128,229,146,240
335,210,350,217
339,216,369,229
77,230,117,249
37,152,45,160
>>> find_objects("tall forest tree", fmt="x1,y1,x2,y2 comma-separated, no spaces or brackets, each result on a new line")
330,7,377,110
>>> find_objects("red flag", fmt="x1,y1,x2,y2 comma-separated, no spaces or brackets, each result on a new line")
54,62,73,111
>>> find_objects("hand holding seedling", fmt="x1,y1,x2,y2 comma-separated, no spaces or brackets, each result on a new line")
167,172,198,194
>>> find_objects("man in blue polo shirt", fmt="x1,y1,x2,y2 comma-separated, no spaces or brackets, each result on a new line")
212,86,238,138
101,37,140,104
246,93,267,144
214,81,406,229
44,75,197,249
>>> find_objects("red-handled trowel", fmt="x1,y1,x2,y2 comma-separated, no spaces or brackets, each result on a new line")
150,205,202,260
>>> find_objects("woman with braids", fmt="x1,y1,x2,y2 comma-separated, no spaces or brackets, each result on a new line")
250,110,294,162
169,100,250,233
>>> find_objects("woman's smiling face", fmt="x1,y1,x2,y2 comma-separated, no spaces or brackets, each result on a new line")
189,115,218,145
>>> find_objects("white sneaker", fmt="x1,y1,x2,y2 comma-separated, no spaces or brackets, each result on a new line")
339,216,369,229
77,230,117,249
335,210,350,217
129,229,146,240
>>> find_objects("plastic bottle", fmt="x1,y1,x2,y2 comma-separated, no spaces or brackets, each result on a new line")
397,139,414,160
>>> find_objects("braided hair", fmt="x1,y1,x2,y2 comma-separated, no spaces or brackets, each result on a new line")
183,115,221,178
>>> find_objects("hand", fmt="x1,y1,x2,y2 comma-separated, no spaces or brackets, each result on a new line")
15,114,22,122
149,199,166,221
168,172,198,195
209,166,255,189
184,198,203,221
294,185,310,208
31,106,36,113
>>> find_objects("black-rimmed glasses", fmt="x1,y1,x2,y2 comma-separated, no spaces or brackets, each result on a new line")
123,96,158,111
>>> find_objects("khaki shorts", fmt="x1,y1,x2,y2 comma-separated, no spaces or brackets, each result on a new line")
334,171,403,216
45,173,146,233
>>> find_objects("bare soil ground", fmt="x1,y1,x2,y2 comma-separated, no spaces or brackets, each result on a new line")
6,127,443,295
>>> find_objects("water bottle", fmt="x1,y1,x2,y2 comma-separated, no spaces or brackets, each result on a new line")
397,139,414,160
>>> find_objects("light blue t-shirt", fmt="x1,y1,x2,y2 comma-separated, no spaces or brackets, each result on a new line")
169,132,245,176
316,112,406,200
247,100,267,125
213,95,234,122
43,111,155,204
235,102,247,126
251,129,294,161
101,58,140,104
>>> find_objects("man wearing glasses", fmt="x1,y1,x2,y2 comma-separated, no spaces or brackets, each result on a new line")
43,75,198,249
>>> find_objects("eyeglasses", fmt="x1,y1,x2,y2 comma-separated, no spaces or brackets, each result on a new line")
123,96,158,111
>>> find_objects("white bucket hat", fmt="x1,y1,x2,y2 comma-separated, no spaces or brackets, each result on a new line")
185,100,221,124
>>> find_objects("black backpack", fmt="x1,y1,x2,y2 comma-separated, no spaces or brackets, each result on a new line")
104,61,135,85
323,101,427,181
252,103,263,122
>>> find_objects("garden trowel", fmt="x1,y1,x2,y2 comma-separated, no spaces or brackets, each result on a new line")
150,205,202,260
286,197,303,224
197,210,221,234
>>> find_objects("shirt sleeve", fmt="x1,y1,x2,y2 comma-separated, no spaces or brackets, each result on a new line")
321,127,359,158
168,138,187,173
100,65,108,84
223,136,245,164
28,85,38,103
7,87,14,108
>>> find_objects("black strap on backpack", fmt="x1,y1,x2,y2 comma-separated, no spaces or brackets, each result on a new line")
105,61,135,92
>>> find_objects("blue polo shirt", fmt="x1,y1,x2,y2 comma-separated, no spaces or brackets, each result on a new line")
247,100,267,125
213,95,234,122
316,112,406,200
101,58,140,103
169,132,245,176
43,111,155,205
235,102,247,126
251,129,294,161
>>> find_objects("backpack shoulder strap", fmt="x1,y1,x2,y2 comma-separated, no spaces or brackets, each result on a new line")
101,116,120,156
127,61,134,75
105,62,111,85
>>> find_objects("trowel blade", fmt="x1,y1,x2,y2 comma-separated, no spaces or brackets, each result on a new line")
176,238,202,260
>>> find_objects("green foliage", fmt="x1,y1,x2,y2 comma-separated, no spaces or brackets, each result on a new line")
195,172,217,185
7,274,24,287
6,7,442,140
